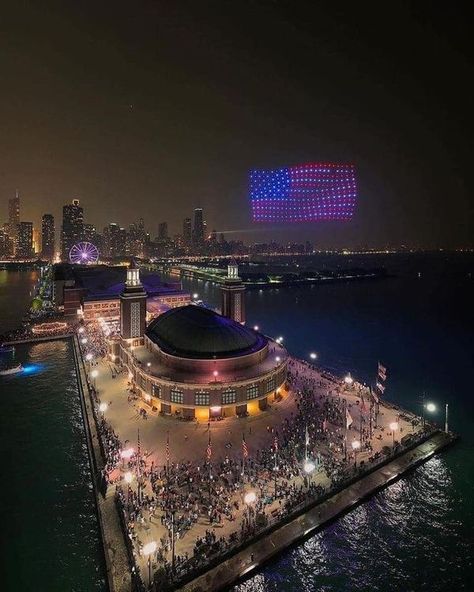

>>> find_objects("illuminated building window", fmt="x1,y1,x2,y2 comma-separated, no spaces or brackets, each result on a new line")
247,384,259,400
266,377,276,392
195,392,210,406
222,389,236,405
170,388,183,404
152,384,161,399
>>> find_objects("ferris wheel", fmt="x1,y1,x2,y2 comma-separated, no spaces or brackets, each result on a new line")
69,241,99,265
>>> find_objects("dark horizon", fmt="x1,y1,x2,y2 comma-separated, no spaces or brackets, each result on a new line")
1,1,472,249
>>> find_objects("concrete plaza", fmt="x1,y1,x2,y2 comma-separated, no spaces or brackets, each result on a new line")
90,352,420,585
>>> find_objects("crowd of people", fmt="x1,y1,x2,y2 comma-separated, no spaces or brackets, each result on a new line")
77,323,421,591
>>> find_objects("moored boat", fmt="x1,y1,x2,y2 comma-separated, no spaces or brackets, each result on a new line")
0,363,23,375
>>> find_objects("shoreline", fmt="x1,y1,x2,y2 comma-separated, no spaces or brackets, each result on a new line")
179,429,457,592
71,335,131,592
8,335,459,592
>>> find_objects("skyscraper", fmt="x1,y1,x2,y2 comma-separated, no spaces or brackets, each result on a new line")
9,189,20,223
61,199,84,261
183,217,192,247
193,208,204,248
158,222,168,240
8,190,20,254
41,214,55,260
17,221,33,259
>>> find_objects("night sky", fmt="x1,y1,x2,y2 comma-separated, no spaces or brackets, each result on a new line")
1,1,472,248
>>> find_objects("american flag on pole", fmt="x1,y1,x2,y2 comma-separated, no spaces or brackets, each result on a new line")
273,435,278,453
322,418,328,432
346,409,353,429
305,425,310,446
378,362,387,382
206,434,212,461
242,434,249,459
376,381,386,394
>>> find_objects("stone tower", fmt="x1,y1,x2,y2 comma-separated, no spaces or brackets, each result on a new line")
120,259,147,339
221,259,245,323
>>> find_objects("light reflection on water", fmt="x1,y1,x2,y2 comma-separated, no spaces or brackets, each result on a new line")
0,339,106,591
235,457,472,592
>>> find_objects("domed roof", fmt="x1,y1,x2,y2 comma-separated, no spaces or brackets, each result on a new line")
146,305,267,359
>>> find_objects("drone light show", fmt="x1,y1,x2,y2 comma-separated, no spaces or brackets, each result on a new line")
249,162,357,222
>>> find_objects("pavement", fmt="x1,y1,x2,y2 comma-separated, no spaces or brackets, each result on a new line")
180,430,456,592
89,352,421,586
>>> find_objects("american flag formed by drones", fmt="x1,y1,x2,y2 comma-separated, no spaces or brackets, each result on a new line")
250,162,357,222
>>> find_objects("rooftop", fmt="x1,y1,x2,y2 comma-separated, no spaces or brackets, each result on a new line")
146,305,267,359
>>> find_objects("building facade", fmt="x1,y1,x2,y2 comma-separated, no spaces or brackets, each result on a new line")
61,199,84,261
17,221,34,258
221,261,246,323
41,214,55,260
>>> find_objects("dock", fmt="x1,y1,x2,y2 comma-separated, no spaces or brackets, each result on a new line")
180,430,456,592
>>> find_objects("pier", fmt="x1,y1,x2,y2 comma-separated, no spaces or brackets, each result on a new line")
180,429,456,592
69,326,458,592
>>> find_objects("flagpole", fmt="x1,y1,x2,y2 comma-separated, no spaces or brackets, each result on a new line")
242,432,245,481
137,429,141,505
208,432,212,508
344,399,347,461
305,423,308,462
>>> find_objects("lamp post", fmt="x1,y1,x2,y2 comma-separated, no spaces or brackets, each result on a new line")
171,509,176,572
99,401,108,414
244,490,257,528
389,422,399,449
309,352,317,361
142,541,157,588
303,459,316,489
351,439,361,467
445,403,449,433
253,325,259,331
124,471,133,503
344,374,353,386
213,370,218,382
91,369,98,388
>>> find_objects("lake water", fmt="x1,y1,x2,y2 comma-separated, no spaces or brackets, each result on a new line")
0,253,473,591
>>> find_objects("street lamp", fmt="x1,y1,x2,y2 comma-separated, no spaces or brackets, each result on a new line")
91,369,98,388
309,352,317,360
147,362,151,370
389,422,399,448
85,353,93,362
78,327,85,334
192,293,199,300
244,490,257,528
253,325,259,331
99,402,108,413
426,402,436,413
213,370,219,382
344,374,354,385
124,471,133,503
275,356,281,363
142,540,157,587
351,439,361,467
81,337,88,345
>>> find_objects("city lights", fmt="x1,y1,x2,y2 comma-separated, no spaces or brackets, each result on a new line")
244,491,257,505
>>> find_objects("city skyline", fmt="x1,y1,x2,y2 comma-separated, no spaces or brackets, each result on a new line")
1,3,472,249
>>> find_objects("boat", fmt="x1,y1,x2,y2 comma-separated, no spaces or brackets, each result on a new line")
0,363,23,375
0,345,15,354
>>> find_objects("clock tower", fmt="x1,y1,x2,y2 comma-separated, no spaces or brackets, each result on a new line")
221,259,245,323
120,259,147,340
